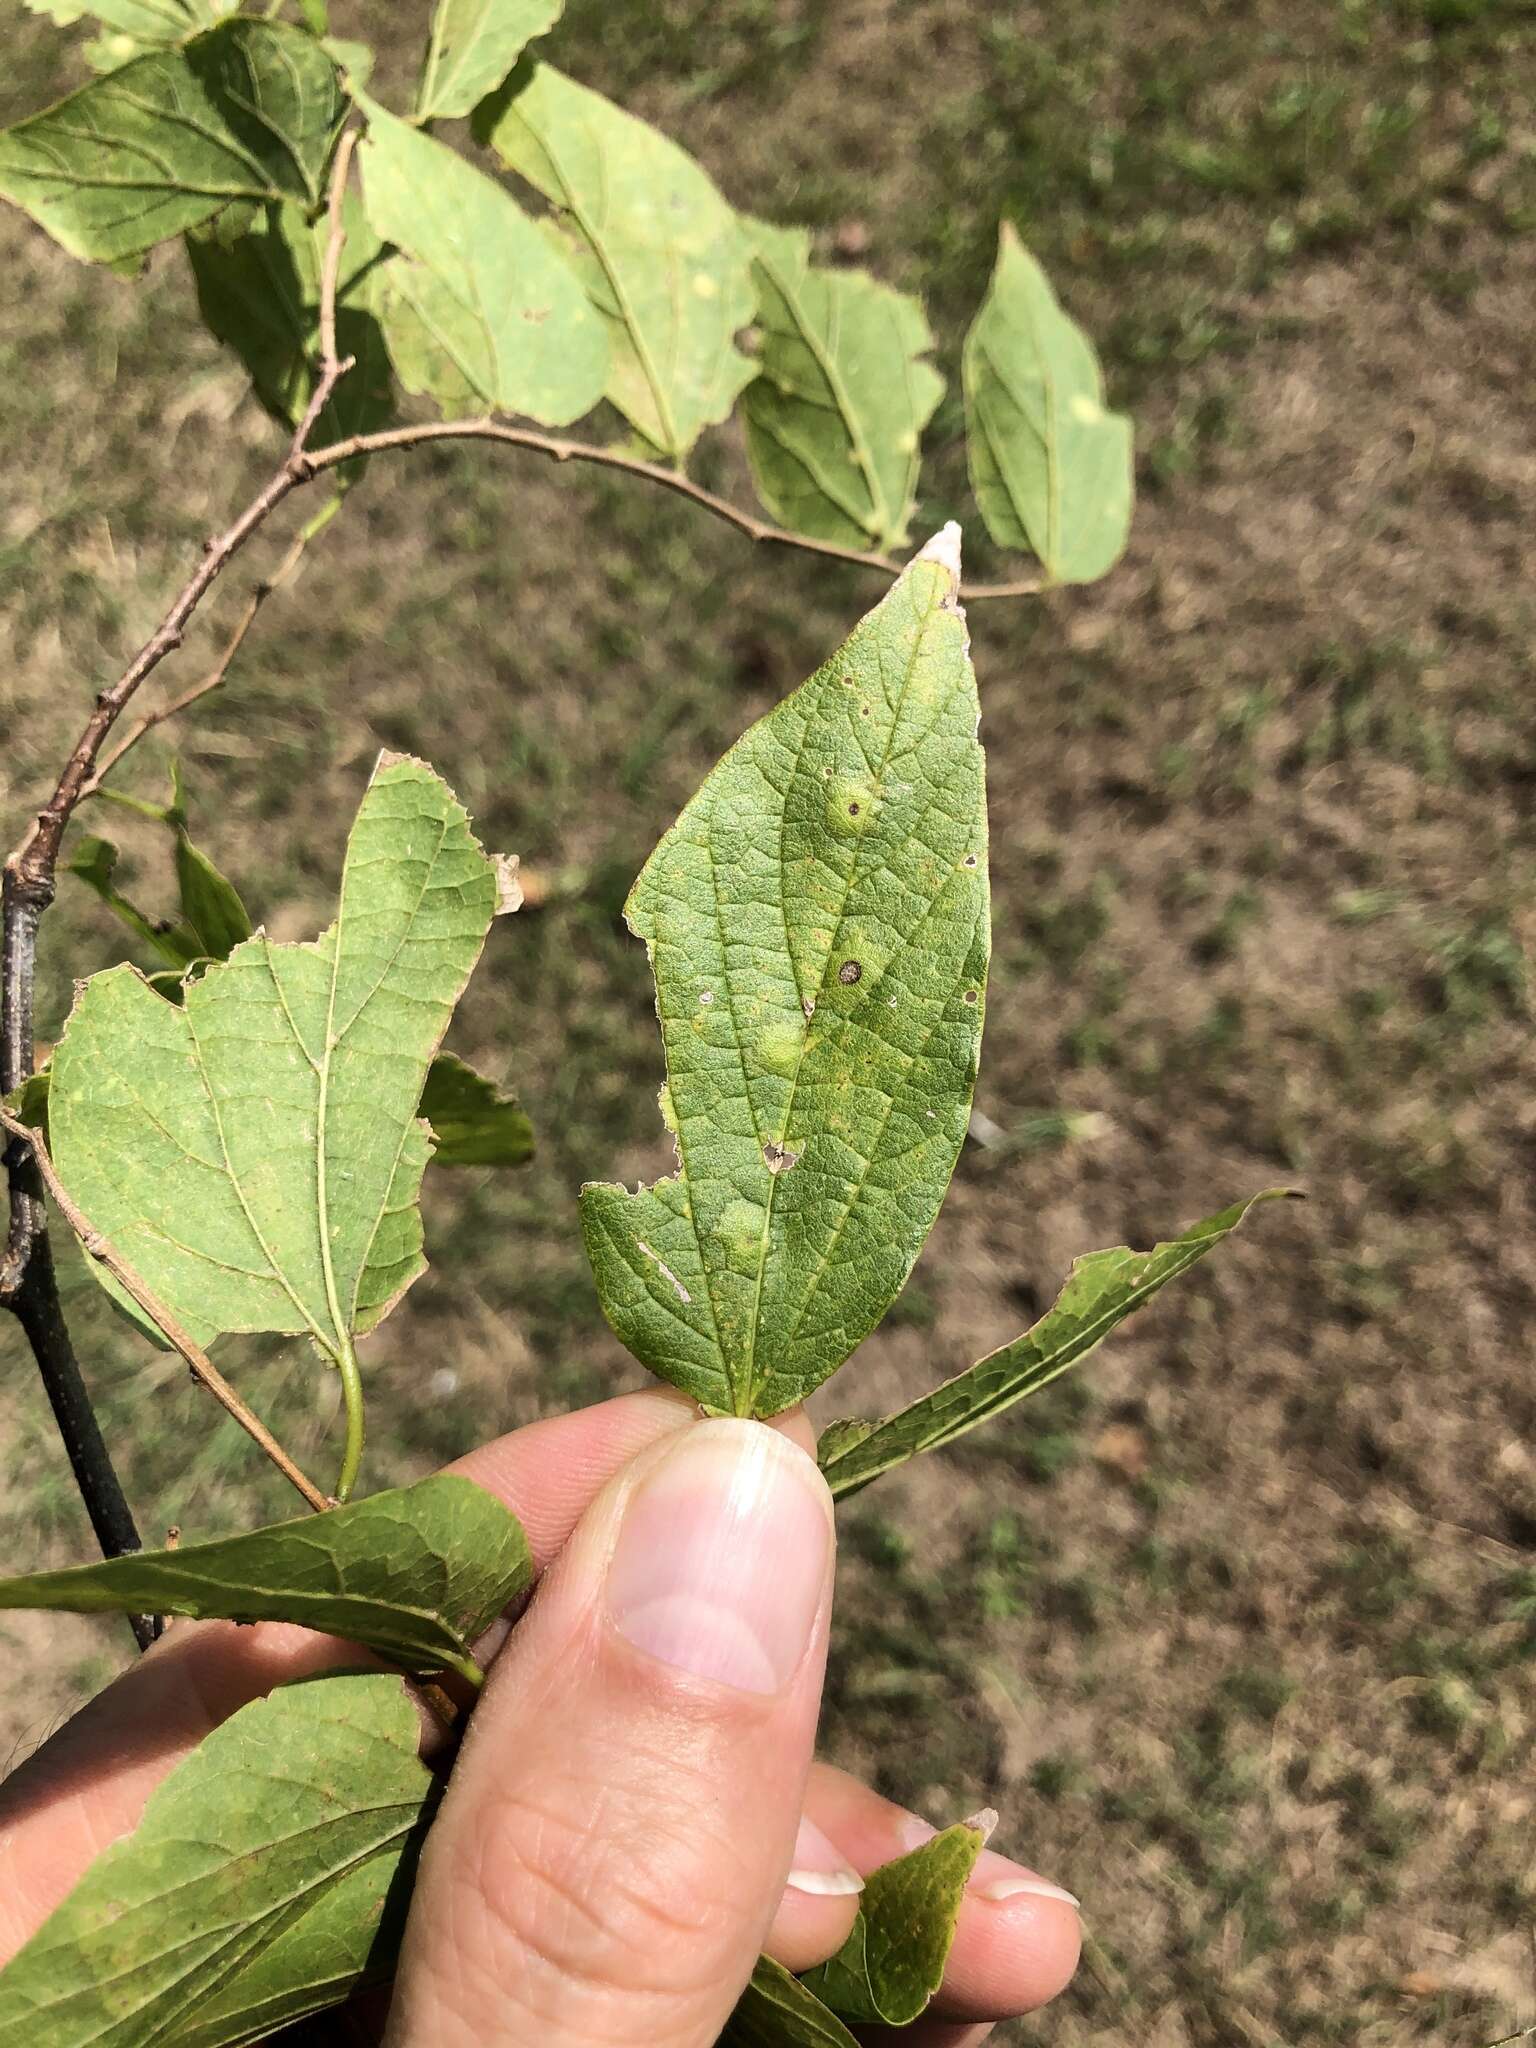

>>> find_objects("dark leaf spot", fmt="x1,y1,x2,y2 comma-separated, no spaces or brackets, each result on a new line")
839,960,862,985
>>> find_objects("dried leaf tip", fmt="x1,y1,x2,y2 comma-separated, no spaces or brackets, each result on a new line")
493,853,524,917
964,1806,1001,1843
914,520,963,587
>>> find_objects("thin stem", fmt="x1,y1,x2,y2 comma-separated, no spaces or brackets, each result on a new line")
0,1110,331,1516
79,498,341,807
333,1337,365,1504
304,417,1047,603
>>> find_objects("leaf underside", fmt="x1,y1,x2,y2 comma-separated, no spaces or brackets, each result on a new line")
416,0,564,121
820,1189,1296,1500
803,1821,985,2026
0,1474,531,1676
188,194,395,445
581,533,987,1419
47,754,500,1357
721,1958,860,2048
0,22,342,266
0,1674,436,2048
963,222,1134,586
360,97,608,428
420,1050,534,1166
480,62,756,461
741,217,943,553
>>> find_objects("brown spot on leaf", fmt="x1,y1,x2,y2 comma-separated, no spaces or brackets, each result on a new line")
838,960,862,985
763,1141,801,1174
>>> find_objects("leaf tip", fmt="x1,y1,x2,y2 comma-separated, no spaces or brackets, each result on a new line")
913,520,963,587
493,853,524,917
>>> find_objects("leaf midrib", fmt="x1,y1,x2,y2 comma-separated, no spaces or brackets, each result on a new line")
736,578,942,1412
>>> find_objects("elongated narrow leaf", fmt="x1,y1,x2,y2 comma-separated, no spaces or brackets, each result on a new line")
479,63,755,460
416,0,562,120
69,835,202,970
0,1473,530,1676
175,830,253,961
360,98,607,427
0,1673,436,2048
48,754,501,1359
188,194,394,444
0,23,344,266
821,1190,1295,1500
803,1821,986,2026
421,1051,534,1166
963,223,1133,585
582,530,986,1418
741,218,943,553
721,1958,860,2048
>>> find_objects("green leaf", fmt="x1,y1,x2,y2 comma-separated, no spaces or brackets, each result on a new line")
416,0,563,122
359,97,608,428
721,1958,860,2048
68,835,203,970
0,1473,529,1679
20,0,233,46
802,1820,985,2025
581,530,986,1418
820,1190,1296,1500
187,194,395,444
0,1672,436,2048
962,222,1134,586
47,755,500,1365
740,218,943,553
479,63,755,461
2,1068,50,1133
174,829,254,961
0,22,344,267
421,1050,534,1167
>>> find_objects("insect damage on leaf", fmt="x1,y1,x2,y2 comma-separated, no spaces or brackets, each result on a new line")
581,526,988,1419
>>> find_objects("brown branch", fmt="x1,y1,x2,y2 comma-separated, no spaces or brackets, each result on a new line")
0,127,364,1596
304,416,1047,602
0,1109,331,1515
78,508,334,806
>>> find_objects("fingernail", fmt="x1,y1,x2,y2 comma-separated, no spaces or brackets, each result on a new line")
971,1849,1080,1910
606,1420,832,1695
786,1814,865,1898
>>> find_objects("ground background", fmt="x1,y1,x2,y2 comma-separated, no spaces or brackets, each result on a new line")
2,2,1534,2041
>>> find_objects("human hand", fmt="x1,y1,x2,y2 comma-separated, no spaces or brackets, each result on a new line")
0,1392,1081,2046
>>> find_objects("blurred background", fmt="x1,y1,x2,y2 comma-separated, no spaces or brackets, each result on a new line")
2,2,1534,2041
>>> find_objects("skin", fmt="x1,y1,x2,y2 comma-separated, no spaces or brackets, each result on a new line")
0,1390,1080,2044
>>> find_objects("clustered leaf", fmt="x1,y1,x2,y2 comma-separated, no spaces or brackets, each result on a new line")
479,63,757,461
581,530,986,1418
416,0,563,121
188,194,394,445
0,1674,437,2048
361,96,609,427
743,218,944,553
48,755,500,1356
0,1474,531,1679
0,23,342,266
963,222,1135,585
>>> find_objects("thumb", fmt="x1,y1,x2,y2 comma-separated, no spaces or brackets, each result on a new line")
386,1418,836,2048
